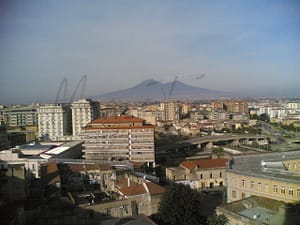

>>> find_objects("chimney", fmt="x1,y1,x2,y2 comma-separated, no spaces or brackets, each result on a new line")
143,182,150,193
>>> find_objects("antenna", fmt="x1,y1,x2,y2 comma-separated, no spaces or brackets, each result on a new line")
70,75,87,103
169,76,178,98
55,78,68,103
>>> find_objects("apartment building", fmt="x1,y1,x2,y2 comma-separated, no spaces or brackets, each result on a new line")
227,151,300,204
71,99,100,137
166,159,228,190
3,105,38,127
37,103,72,141
212,100,248,114
81,115,155,166
160,101,180,121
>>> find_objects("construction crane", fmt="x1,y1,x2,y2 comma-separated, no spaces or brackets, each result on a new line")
69,75,87,103
55,78,68,103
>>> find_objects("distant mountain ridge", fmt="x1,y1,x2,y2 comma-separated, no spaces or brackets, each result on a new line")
93,79,229,101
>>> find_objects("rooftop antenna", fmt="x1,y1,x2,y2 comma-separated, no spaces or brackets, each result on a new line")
55,78,68,103
70,75,87,103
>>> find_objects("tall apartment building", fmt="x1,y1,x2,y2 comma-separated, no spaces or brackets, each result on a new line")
212,100,248,114
227,151,300,204
160,101,179,121
225,100,248,113
37,104,72,141
3,105,38,127
81,115,155,166
71,99,100,137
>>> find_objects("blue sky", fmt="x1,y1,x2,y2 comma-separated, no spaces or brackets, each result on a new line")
0,0,299,104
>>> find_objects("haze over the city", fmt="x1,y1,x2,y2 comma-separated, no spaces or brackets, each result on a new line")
0,0,299,104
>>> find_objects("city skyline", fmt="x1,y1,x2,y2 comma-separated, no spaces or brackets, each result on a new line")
1,0,300,104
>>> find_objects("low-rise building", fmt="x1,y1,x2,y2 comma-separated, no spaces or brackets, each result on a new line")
217,196,300,225
117,179,165,216
166,158,228,190
227,151,300,204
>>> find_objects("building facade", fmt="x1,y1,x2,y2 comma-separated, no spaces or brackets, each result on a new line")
71,99,100,137
166,159,228,190
3,105,38,128
37,104,72,141
160,102,180,121
226,151,300,204
81,115,155,166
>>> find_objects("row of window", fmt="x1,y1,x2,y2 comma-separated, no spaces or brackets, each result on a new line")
199,172,223,179
241,179,300,198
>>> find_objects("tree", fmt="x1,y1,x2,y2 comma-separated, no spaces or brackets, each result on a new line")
258,113,270,122
207,214,229,225
158,183,206,225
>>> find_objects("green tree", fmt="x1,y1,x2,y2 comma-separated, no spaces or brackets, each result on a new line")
158,183,206,225
207,214,229,225
258,113,270,122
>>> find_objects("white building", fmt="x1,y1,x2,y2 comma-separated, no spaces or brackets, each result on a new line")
37,104,72,141
71,99,100,137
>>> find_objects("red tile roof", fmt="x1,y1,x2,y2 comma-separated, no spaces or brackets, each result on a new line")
82,125,154,130
115,177,133,189
91,115,144,124
119,181,165,197
180,159,228,170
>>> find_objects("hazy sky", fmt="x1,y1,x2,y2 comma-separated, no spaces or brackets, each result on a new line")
1,0,300,104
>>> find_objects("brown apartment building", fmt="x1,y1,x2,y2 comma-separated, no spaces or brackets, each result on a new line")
81,115,155,166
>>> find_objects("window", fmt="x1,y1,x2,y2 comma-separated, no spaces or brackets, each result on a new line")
242,180,246,188
210,173,213,179
220,172,222,178
297,189,300,198
281,186,286,195
250,181,254,189
242,192,246,199
232,190,236,198
200,174,203,179
288,189,294,196
258,182,262,191
273,185,278,193
265,184,269,192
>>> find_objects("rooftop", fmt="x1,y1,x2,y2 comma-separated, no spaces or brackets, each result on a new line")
119,181,165,197
180,158,228,170
91,115,144,124
229,150,300,184
218,196,300,225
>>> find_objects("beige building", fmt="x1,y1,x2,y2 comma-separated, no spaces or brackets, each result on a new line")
71,99,100,137
81,115,155,166
160,102,179,121
227,151,300,204
117,178,165,216
166,159,228,190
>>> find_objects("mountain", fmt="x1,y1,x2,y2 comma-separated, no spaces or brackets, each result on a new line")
93,79,229,101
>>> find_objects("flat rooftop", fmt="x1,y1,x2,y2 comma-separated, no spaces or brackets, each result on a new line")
229,150,300,184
